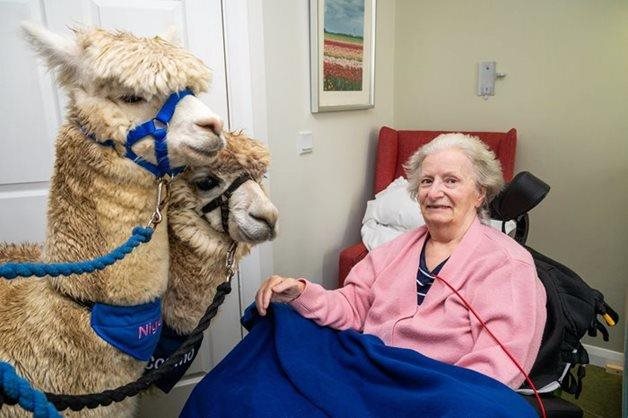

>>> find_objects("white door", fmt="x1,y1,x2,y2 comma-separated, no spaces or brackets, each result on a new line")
0,1,251,416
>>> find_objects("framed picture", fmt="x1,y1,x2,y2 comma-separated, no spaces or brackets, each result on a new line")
310,0,376,113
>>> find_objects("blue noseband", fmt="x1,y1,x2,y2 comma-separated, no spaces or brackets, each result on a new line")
83,88,194,178
125,88,193,178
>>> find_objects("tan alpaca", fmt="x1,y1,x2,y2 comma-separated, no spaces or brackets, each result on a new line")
0,133,278,414
0,23,224,418
164,132,278,335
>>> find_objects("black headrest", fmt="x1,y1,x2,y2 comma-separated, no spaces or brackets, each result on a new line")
490,171,550,221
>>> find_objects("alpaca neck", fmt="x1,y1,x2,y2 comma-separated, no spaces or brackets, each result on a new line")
45,124,170,305
163,219,250,335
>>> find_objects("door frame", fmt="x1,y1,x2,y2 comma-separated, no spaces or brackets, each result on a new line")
222,0,273,321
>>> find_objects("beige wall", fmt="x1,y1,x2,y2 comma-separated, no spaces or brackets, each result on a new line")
262,1,395,289
394,0,628,352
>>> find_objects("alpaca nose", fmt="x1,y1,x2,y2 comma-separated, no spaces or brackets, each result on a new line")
250,206,278,233
195,117,223,137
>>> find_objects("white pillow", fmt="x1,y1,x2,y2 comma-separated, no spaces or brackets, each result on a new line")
361,177,516,251
361,219,408,251
363,177,424,231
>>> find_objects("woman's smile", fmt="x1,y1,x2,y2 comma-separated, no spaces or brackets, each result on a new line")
425,204,451,210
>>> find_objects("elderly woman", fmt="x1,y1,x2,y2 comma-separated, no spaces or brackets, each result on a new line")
256,133,547,389
182,134,545,418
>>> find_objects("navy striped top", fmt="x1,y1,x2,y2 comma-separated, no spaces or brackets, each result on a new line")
417,240,448,305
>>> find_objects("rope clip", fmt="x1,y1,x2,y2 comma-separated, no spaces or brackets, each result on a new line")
147,178,171,228
225,241,238,279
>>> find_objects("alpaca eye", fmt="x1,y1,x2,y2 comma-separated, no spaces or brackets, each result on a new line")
119,95,145,104
195,176,220,191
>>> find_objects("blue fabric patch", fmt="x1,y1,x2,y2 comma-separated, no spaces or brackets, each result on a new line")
91,300,162,361
145,324,203,393
181,304,537,418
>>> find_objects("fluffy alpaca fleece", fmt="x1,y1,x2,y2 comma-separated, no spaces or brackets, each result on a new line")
0,243,42,263
164,132,277,335
0,132,278,416
37,27,210,102
0,24,224,418
0,128,169,418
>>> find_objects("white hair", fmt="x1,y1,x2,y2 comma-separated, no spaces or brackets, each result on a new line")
404,133,504,221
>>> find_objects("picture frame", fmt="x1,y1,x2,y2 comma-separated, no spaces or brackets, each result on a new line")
309,0,376,113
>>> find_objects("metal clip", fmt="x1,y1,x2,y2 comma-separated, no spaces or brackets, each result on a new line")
147,178,170,228
225,241,238,280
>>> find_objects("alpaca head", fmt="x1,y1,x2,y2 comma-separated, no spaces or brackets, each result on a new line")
171,132,278,246
21,22,225,171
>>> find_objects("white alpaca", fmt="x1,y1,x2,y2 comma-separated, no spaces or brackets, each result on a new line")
0,23,224,417
164,132,278,337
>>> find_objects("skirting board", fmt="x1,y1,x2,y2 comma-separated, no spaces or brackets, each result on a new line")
583,343,624,368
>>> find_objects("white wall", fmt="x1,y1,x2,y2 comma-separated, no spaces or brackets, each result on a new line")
393,0,628,352
261,0,396,289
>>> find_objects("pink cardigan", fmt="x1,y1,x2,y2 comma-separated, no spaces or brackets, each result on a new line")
290,217,546,389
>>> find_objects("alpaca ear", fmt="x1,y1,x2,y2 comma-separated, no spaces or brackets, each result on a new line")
20,21,80,72
159,25,181,45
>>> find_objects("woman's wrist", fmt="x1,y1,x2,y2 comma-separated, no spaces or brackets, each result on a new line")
289,279,307,302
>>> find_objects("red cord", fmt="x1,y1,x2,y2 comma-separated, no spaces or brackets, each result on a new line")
434,274,547,418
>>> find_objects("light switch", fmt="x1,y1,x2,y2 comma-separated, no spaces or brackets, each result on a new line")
297,131,313,155
477,61,496,97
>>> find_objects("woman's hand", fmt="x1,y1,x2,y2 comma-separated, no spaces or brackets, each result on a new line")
255,275,305,316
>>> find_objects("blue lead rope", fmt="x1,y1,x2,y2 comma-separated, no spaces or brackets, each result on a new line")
0,363,60,418
0,90,186,416
0,226,154,415
0,226,153,279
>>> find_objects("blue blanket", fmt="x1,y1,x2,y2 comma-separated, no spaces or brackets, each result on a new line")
181,304,537,418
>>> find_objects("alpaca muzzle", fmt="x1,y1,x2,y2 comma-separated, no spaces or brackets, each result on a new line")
80,88,201,178
125,88,195,178
200,174,254,234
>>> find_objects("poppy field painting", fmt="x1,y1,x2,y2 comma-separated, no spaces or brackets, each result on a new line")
310,0,375,112
323,0,364,91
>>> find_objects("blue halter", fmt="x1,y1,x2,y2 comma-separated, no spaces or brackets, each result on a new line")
86,88,193,178
125,88,193,178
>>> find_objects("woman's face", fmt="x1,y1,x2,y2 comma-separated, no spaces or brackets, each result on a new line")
418,148,485,230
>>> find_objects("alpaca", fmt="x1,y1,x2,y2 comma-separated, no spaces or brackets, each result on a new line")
0,23,225,417
163,132,278,337
145,132,278,394
0,133,279,410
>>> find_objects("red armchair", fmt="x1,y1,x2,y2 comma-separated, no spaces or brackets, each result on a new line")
337,126,517,287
